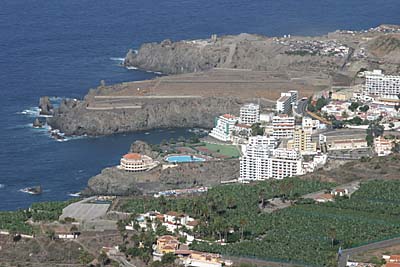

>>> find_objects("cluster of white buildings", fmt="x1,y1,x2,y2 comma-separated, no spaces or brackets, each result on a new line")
278,39,350,57
209,103,261,142
126,211,199,238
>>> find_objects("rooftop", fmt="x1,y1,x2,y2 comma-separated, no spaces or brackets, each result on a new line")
222,114,237,119
123,153,142,160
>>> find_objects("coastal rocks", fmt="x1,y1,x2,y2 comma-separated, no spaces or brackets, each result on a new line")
33,118,43,128
39,96,53,115
83,159,240,196
47,96,243,136
130,140,159,159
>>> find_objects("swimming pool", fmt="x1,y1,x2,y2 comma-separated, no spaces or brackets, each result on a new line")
166,155,205,163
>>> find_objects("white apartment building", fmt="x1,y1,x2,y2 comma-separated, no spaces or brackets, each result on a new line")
240,103,260,125
240,137,274,181
272,114,295,138
209,114,238,142
240,139,303,181
365,70,400,99
276,90,298,114
287,126,317,155
270,149,304,179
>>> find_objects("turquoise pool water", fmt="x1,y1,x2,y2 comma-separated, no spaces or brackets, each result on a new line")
166,155,205,163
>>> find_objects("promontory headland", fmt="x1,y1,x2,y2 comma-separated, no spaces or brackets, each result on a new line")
44,25,400,137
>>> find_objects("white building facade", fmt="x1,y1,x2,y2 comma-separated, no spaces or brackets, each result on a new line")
287,126,317,155
240,139,303,181
272,115,295,138
276,90,298,114
120,153,158,172
240,103,260,125
365,70,400,99
209,114,238,142
270,149,304,179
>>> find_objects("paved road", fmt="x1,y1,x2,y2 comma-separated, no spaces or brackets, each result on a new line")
338,237,400,267
295,99,308,116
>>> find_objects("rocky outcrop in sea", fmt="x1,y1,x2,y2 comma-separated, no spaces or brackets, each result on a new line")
39,96,53,116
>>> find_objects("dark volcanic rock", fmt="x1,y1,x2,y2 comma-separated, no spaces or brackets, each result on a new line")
33,118,43,128
47,97,243,136
82,159,239,196
39,96,53,115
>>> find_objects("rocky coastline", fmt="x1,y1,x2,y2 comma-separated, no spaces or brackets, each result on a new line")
42,26,400,137
45,96,244,136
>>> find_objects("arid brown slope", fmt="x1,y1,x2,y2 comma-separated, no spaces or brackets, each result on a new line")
302,154,400,184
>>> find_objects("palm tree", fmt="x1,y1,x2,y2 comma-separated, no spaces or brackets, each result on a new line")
328,227,337,247
239,218,247,241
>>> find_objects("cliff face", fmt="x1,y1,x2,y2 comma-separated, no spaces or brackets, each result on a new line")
83,159,240,196
47,97,243,136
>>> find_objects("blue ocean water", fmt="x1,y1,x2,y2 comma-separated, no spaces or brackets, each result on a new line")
0,0,399,211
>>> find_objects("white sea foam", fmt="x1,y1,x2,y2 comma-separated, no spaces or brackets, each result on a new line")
18,107,40,117
145,70,163,75
68,192,81,197
18,107,53,118
126,66,138,70
0,184,5,189
110,57,125,61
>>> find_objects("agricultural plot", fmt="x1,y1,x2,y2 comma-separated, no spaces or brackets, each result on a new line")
192,180,400,266
0,210,33,234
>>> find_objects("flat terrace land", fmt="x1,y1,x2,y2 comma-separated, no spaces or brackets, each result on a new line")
201,142,241,158
91,68,330,101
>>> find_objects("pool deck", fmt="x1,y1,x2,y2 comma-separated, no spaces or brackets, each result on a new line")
164,154,208,163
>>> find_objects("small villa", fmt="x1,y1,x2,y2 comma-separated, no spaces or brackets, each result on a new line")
119,153,158,172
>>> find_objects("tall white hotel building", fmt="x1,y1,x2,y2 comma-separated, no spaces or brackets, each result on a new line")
240,136,303,181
